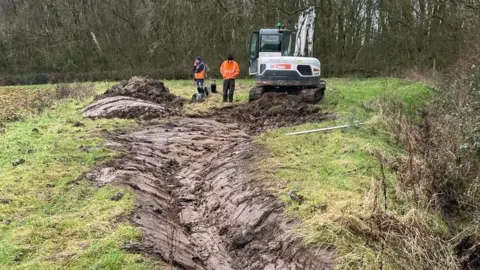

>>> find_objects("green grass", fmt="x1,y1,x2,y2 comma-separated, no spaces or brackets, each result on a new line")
0,79,255,270
323,77,433,120
257,78,451,269
0,77,445,269
165,79,252,114
0,84,161,269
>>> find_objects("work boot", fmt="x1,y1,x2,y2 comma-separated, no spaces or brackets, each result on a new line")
223,93,228,102
228,94,234,102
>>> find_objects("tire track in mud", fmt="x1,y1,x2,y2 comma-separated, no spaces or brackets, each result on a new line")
84,77,335,269
90,117,335,270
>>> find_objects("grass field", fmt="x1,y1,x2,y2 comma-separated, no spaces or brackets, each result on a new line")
165,79,252,114
256,78,454,269
0,80,253,269
0,84,161,269
0,78,446,269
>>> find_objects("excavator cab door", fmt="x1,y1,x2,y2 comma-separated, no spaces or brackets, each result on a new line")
249,31,259,75
281,31,292,56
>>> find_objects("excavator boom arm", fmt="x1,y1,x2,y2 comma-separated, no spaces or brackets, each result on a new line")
293,7,316,57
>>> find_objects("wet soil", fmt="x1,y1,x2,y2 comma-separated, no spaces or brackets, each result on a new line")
83,96,172,120
85,77,335,129
88,118,334,270
84,77,184,120
97,76,182,105
198,92,336,133
85,78,336,269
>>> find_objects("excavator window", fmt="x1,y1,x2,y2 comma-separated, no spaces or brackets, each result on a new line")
250,33,259,57
282,32,292,56
260,34,281,52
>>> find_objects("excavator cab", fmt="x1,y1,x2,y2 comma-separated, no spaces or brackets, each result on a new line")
249,27,293,75
248,7,326,103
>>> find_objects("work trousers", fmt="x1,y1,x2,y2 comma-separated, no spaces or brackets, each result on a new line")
195,79,205,94
223,79,235,102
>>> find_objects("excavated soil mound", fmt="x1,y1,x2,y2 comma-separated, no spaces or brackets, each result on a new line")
83,96,171,120
97,76,180,104
88,118,335,270
212,92,335,132
84,76,183,120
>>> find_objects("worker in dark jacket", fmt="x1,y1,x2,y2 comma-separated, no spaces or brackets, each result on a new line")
220,55,240,102
193,56,206,96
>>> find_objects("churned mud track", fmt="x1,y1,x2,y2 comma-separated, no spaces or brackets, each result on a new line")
189,92,335,133
90,118,334,270
84,77,335,269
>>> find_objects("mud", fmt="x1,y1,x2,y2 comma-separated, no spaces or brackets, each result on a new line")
84,77,184,120
86,77,334,127
85,79,336,268
88,118,335,270
83,96,172,120
97,76,182,105
206,92,335,132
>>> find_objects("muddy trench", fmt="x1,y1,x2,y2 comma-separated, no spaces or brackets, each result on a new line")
86,78,335,269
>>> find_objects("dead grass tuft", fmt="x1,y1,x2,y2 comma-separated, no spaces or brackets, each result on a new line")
378,34,480,268
55,83,96,100
0,83,98,123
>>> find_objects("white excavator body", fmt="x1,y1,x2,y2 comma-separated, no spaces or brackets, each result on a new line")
248,7,326,103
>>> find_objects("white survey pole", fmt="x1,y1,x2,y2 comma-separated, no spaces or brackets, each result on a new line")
285,123,364,136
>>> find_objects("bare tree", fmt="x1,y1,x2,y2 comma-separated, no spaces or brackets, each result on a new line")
0,0,477,82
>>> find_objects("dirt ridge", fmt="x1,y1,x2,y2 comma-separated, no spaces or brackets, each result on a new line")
84,77,184,120
89,118,335,270
84,77,335,269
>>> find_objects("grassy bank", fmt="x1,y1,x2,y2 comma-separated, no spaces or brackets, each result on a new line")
257,78,456,269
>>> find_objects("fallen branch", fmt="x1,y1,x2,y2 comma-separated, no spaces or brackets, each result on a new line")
285,123,364,136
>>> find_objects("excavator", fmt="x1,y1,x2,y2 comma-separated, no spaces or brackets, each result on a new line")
248,7,326,103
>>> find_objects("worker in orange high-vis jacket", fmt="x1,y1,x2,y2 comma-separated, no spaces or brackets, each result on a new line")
193,56,206,96
220,55,240,102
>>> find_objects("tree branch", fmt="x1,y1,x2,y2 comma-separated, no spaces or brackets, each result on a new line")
258,5,327,16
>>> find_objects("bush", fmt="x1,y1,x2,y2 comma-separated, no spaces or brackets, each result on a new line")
0,78,15,86
24,73,50,85
381,50,480,225
369,64,480,269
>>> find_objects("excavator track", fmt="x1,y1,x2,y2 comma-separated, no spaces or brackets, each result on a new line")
298,87,325,103
298,81,326,103
248,81,325,104
248,86,265,102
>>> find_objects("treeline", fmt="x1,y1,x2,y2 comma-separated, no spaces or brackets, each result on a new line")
0,0,479,83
